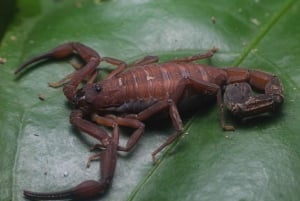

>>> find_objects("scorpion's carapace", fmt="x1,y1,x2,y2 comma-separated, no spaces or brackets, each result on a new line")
16,42,284,200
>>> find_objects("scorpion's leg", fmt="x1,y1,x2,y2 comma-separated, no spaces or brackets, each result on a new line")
69,110,113,146
48,58,88,88
82,83,186,163
122,77,234,163
101,57,128,80
148,99,183,164
130,55,159,66
121,97,184,163
24,111,119,200
170,47,217,63
102,55,159,80
48,71,77,88
91,76,233,163
49,54,158,87
91,114,145,152
147,77,236,162
48,69,98,88
223,68,284,118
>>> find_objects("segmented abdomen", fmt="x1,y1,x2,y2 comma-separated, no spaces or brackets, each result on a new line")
116,62,214,100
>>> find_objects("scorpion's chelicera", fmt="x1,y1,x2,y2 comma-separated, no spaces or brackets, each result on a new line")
15,42,284,200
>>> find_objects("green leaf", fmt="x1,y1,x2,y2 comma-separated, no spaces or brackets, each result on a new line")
1,0,299,201
0,0,16,41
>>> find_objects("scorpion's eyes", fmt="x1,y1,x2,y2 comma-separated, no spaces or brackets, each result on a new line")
94,84,102,92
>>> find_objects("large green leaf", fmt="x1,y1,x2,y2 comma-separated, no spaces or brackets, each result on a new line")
0,0,16,41
1,0,299,201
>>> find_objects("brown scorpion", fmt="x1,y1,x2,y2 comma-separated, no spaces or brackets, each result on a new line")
15,42,284,200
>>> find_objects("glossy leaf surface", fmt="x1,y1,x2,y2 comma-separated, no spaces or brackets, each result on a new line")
0,1,299,201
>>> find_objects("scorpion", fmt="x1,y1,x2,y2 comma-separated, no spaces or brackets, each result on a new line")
15,42,284,200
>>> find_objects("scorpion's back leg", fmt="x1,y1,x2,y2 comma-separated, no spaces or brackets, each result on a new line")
129,96,184,163
126,76,233,163
170,47,217,63
223,68,284,118
130,55,159,66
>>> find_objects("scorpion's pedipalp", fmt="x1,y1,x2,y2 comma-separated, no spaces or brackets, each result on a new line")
15,43,77,74
48,71,76,88
15,42,100,74
15,52,53,74
23,122,119,201
24,180,108,200
24,180,104,200
15,42,101,101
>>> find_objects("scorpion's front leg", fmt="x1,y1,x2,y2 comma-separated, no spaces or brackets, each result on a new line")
223,68,284,118
91,114,145,153
24,110,119,200
101,55,159,80
90,98,183,164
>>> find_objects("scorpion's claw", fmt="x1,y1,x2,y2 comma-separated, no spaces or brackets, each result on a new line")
24,180,107,200
15,52,53,74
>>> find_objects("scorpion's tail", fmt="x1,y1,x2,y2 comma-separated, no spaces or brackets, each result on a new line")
24,139,118,200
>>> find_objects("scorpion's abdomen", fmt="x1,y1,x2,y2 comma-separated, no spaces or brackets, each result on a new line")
117,62,214,101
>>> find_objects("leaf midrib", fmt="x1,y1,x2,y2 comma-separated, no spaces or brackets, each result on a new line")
234,0,296,66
